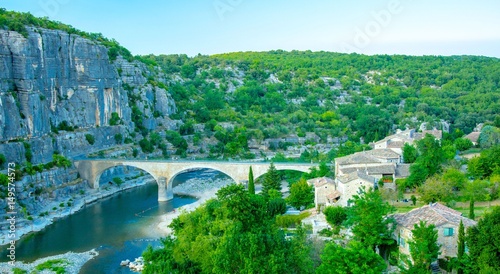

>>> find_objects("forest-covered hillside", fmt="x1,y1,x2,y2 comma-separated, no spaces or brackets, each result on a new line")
136,51,500,160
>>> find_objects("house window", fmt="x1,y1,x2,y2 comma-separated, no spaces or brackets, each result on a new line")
444,227,454,236
399,238,406,248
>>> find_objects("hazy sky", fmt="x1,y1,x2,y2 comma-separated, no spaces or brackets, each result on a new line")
2,0,500,57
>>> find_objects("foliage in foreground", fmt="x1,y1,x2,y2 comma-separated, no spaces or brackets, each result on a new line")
316,241,386,274
143,184,314,273
466,206,500,273
345,187,396,251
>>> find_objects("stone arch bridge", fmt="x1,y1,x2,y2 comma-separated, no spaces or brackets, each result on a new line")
73,160,318,201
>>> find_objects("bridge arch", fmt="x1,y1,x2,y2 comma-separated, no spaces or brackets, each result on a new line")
94,164,157,188
168,167,238,188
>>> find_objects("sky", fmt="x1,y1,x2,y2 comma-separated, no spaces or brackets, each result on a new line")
2,0,500,57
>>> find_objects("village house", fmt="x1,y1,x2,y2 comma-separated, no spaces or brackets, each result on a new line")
464,131,480,146
334,148,402,181
373,129,417,155
307,177,339,210
392,203,476,259
335,171,377,206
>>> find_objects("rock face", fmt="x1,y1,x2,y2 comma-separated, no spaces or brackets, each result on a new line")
0,27,176,162
0,27,177,229
0,28,128,139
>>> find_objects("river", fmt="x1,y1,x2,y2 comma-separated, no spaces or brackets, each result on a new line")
0,169,228,273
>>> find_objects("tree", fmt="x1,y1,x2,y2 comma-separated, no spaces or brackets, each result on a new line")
466,206,500,273
416,134,444,176
403,143,418,163
442,168,467,190
410,195,417,206
464,179,489,219
316,241,386,274
323,206,347,227
468,145,500,179
406,162,429,188
417,175,455,204
404,221,441,273
261,162,281,198
287,178,314,209
345,187,396,251
454,138,473,151
248,166,255,194
478,125,500,149
457,220,465,274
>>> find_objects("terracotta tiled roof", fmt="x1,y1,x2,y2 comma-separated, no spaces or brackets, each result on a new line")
393,203,476,229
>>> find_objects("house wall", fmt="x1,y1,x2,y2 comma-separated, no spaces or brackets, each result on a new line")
315,183,336,206
395,226,412,258
395,223,460,261
436,223,459,258
337,178,373,206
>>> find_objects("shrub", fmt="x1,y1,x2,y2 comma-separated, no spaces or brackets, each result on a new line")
0,153,6,168
85,134,95,145
113,177,124,186
23,142,32,163
109,112,120,125
275,212,311,228
323,206,347,227
114,133,123,144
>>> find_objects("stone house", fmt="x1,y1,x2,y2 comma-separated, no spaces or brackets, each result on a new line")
392,203,476,259
373,129,416,155
464,132,480,146
335,171,377,207
334,148,402,182
307,177,339,210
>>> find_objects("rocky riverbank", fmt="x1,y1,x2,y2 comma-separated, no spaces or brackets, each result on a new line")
0,249,98,274
156,176,234,234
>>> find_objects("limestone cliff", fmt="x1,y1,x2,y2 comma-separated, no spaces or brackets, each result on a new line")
0,27,176,163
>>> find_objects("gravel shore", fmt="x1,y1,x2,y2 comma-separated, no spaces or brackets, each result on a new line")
0,249,98,274
156,176,234,234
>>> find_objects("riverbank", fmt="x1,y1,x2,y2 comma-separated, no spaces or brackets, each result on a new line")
156,176,234,234
0,249,98,273
0,175,154,246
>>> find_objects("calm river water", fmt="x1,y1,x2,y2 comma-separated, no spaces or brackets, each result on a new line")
0,169,227,273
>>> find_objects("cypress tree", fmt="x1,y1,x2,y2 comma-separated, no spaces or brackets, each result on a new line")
469,199,475,220
248,166,255,195
457,220,465,274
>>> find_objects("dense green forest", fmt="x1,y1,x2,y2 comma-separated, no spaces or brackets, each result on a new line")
136,51,500,159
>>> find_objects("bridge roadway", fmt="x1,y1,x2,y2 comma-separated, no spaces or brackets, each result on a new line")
73,159,318,201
